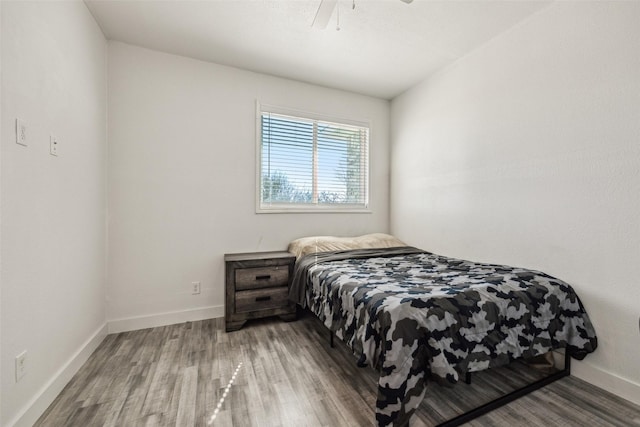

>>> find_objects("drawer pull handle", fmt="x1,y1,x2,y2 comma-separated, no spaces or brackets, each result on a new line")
255,275,271,281
255,296,271,302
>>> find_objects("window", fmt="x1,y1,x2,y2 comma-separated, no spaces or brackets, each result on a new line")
257,104,370,213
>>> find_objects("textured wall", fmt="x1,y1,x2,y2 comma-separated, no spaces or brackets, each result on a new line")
390,1,640,404
1,2,107,424
107,42,390,329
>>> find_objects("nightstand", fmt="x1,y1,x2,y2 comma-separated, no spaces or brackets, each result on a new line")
224,251,297,332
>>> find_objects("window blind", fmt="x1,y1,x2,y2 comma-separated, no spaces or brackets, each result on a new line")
259,110,369,211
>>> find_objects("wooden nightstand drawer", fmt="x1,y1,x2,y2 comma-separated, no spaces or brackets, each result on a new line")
235,265,289,290
235,286,289,313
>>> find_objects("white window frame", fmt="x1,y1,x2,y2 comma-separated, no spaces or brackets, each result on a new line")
256,102,371,214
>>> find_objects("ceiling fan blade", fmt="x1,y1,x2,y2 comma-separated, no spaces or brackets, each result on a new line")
312,0,337,29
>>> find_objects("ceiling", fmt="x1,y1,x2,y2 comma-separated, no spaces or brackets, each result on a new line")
85,0,553,100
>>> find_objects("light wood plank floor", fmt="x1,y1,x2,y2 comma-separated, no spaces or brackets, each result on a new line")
36,313,640,426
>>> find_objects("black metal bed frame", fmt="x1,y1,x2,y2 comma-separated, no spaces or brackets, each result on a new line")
329,330,572,426
437,350,571,427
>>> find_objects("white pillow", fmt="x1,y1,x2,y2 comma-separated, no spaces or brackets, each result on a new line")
288,233,406,259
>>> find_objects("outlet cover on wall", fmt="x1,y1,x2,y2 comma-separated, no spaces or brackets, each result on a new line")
191,281,201,295
50,134,59,156
15,351,27,382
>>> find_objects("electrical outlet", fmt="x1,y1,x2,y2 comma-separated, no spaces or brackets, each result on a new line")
16,118,27,146
15,351,27,382
50,135,58,156
192,281,201,295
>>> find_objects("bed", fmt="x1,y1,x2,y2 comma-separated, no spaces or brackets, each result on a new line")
288,234,598,426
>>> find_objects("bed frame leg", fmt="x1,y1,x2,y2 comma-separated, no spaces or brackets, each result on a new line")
330,332,334,348
465,372,471,385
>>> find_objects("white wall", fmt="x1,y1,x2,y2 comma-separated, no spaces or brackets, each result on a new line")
0,2,4,423
1,2,107,425
107,42,390,331
391,1,640,404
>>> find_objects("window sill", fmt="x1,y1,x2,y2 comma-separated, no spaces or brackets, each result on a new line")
256,206,372,214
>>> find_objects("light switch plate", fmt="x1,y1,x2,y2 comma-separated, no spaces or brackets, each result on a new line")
16,118,27,146
15,351,27,382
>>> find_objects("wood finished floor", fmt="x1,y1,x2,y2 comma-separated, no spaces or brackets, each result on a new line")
36,313,640,427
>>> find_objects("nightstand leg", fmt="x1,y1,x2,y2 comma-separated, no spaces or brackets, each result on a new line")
226,320,246,332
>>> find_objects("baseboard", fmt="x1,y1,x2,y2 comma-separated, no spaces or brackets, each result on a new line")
7,323,108,427
572,359,640,406
107,305,224,334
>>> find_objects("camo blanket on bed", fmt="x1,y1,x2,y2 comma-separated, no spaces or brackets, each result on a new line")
290,247,598,426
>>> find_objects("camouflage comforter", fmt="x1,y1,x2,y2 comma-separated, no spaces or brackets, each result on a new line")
290,247,597,426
